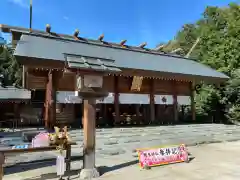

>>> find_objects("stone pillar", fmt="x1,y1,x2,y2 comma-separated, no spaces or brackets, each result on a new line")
79,99,100,179
190,82,196,121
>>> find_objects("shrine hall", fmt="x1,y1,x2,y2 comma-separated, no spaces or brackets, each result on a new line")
0,24,228,128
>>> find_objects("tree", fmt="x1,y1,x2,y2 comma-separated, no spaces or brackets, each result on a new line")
159,3,240,123
0,42,22,86
224,69,240,123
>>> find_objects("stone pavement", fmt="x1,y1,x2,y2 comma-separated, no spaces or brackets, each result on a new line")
3,141,240,180
2,124,240,166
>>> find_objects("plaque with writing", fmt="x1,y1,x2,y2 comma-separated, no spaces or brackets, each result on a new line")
137,144,188,168
131,76,143,91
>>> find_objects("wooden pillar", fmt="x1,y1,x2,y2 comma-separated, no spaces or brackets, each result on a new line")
149,79,155,124
13,103,20,118
13,103,20,128
0,153,4,180
190,82,196,121
103,104,107,122
135,104,140,124
80,99,99,178
114,76,120,124
44,71,51,129
50,71,57,128
44,70,58,130
181,105,185,120
172,81,178,123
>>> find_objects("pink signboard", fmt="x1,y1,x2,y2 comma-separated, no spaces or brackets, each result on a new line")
137,144,188,168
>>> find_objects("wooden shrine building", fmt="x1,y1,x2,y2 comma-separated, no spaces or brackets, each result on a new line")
0,24,229,129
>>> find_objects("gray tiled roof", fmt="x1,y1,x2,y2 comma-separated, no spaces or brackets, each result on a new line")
0,85,31,100
66,55,121,72
14,33,229,81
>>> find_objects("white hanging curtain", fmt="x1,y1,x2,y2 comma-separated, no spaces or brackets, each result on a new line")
155,95,173,105
56,91,82,104
119,93,149,104
177,96,190,105
96,93,114,104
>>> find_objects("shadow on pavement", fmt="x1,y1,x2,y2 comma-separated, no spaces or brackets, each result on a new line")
98,157,195,175
23,169,80,180
99,159,139,175
4,155,83,175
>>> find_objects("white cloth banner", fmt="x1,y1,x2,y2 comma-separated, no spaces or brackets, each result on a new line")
57,91,82,104
56,155,65,176
119,93,149,104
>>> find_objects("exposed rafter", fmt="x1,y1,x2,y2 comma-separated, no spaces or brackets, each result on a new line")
98,34,104,41
73,29,79,37
138,42,147,48
46,24,51,33
155,44,165,51
120,40,127,46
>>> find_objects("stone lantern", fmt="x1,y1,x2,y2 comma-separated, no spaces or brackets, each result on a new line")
76,74,109,99
64,54,121,179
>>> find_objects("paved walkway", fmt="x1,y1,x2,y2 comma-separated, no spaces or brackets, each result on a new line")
2,124,240,166
3,141,240,180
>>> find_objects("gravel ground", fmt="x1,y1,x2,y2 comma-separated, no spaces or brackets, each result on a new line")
3,141,240,180
2,124,240,166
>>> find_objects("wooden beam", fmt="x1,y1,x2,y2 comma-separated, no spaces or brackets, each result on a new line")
28,69,48,77
190,82,196,121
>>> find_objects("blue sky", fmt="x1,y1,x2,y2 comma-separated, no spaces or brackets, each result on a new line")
0,0,237,47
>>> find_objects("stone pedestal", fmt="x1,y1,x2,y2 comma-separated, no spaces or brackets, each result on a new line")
79,168,100,179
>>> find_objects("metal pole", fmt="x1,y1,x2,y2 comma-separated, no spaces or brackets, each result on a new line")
30,0,33,32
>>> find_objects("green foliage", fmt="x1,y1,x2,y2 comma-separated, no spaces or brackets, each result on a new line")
224,69,240,122
160,3,240,123
0,44,22,86
225,105,240,124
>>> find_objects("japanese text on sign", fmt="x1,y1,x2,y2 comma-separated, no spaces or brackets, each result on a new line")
137,144,188,168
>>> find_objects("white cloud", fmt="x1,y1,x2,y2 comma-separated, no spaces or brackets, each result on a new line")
63,16,69,21
8,0,29,9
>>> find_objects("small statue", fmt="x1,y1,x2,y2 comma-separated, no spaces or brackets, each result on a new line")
49,126,72,154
